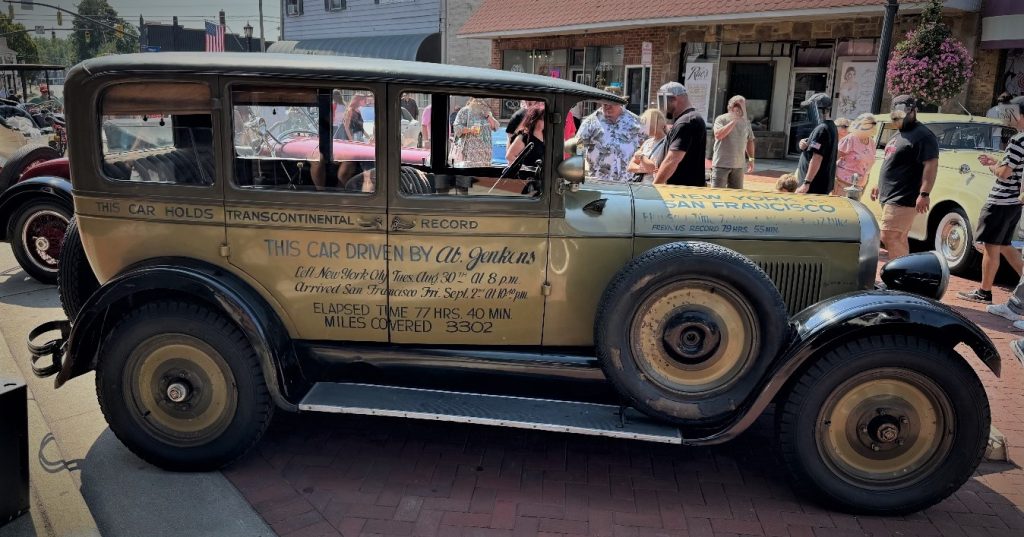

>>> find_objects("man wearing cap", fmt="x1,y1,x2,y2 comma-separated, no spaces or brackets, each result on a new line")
870,95,939,260
654,82,707,186
576,86,645,182
794,93,837,195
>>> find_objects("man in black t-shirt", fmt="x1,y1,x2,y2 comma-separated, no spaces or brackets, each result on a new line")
795,93,837,195
653,82,707,186
870,95,939,260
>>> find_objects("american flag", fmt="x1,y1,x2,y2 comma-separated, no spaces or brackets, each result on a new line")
205,21,225,52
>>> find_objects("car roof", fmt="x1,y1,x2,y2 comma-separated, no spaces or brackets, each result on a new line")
874,112,1006,126
67,52,626,103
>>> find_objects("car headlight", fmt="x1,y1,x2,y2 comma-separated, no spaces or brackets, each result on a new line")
849,199,880,290
879,251,949,300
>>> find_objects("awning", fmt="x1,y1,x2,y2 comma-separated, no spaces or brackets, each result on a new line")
267,33,440,63
981,0,1024,49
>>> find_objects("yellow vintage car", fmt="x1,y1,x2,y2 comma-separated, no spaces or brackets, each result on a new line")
863,113,1020,275
25,53,1000,516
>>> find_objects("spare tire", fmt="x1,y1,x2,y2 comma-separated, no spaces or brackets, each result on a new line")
399,166,435,195
58,217,100,321
0,145,61,192
595,241,789,426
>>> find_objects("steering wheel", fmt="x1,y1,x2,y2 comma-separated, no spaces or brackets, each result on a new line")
498,141,534,180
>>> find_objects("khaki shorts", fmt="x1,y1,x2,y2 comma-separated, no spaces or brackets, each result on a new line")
880,203,917,233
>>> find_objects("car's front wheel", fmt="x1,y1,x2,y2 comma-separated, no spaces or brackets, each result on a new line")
8,199,70,284
932,207,978,276
777,335,989,515
97,301,273,471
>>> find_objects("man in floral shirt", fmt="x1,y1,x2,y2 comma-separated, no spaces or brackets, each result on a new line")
576,88,645,182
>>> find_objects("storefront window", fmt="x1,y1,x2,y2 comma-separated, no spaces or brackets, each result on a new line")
502,50,532,76
795,44,834,68
727,63,774,129
532,49,567,79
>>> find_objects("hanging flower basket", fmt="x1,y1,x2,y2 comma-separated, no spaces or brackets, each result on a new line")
885,0,973,106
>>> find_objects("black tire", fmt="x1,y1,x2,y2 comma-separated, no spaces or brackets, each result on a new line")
0,145,61,192
96,301,274,471
930,206,979,277
58,218,100,321
399,166,435,195
777,335,989,515
7,199,70,284
595,241,789,425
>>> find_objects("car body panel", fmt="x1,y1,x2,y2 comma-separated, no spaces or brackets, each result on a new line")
0,176,72,242
20,156,69,182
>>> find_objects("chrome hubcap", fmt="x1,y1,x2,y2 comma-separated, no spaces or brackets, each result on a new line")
938,217,967,264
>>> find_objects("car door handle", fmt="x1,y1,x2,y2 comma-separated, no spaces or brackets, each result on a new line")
391,216,415,231
356,216,383,229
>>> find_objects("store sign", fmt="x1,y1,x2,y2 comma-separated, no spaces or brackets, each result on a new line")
641,42,652,66
835,61,877,120
685,63,713,120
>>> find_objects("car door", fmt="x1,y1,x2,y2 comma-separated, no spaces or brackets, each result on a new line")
384,88,551,345
223,81,391,342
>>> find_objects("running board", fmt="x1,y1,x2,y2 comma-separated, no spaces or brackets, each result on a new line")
299,382,682,444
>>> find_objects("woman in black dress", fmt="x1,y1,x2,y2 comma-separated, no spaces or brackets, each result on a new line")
505,103,545,166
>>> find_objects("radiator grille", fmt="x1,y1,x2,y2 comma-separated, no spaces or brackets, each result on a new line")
756,260,824,315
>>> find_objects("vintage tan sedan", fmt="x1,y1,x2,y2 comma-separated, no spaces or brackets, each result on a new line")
27,53,998,516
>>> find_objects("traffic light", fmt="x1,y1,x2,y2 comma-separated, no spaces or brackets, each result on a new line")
56,11,62,26
84,30,91,40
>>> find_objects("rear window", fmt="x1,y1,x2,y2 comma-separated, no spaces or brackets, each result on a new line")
877,121,1019,152
100,82,215,186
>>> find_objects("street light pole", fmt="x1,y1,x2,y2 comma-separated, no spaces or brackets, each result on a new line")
871,0,900,114
258,0,266,52
244,22,253,53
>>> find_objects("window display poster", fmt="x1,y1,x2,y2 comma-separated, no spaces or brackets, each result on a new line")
836,61,877,120
685,63,713,119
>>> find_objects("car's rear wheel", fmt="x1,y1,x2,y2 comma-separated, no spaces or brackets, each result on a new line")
0,144,61,192
777,335,988,514
8,199,70,284
96,301,273,471
595,242,789,425
932,207,978,277
58,217,100,320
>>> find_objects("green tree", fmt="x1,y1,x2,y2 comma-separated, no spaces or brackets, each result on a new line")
33,37,76,67
0,14,39,64
72,0,136,62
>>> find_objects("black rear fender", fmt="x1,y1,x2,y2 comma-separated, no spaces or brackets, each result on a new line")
54,258,303,410
0,176,72,241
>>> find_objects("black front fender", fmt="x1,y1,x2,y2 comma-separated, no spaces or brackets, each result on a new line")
51,258,302,410
0,176,72,240
680,290,998,445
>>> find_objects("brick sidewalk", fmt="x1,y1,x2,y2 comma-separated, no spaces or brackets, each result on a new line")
223,257,1024,537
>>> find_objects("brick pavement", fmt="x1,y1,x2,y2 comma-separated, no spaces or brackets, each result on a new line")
223,253,1024,537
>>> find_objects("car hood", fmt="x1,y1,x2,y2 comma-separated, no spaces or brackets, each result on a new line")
632,184,862,242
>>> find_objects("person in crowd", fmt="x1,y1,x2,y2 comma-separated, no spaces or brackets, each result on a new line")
711,95,755,189
575,87,644,182
653,82,706,186
341,93,368,142
627,108,668,183
776,174,798,193
958,100,1024,303
506,103,545,165
401,94,419,121
988,92,1017,149
795,94,838,195
832,113,877,198
870,95,939,260
506,100,533,135
420,102,432,149
834,117,851,141
451,97,498,167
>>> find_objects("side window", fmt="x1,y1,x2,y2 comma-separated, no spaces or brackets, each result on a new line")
231,86,376,193
100,82,215,185
398,91,546,199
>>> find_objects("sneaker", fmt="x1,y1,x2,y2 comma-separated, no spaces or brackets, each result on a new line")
1011,340,1024,367
987,303,1024,321
957,289,993,303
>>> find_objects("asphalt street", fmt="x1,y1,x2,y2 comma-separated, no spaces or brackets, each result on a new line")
0,245,274,537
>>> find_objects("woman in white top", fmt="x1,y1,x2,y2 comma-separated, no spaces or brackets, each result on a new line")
627,108,668,183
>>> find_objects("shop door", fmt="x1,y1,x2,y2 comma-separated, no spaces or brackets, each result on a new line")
788,71,830,154
625,66,651,115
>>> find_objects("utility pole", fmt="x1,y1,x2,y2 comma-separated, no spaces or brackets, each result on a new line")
871,0,900,114
258,0,265,52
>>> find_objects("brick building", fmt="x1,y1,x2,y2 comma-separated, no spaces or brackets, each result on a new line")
459,0,1001,159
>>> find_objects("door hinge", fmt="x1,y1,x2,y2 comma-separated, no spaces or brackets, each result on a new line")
541,282,552,296
219,244,230,257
